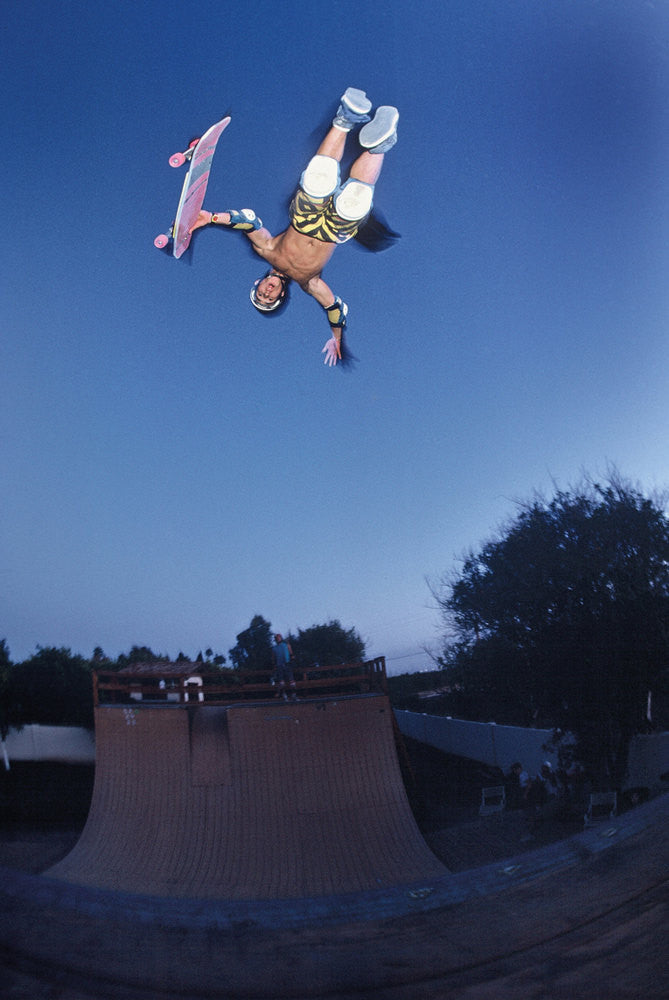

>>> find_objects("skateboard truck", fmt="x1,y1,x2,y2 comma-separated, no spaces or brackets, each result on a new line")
153,229,173,250
168,137,200,169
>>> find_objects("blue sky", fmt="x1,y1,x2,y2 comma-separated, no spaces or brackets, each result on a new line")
2,0,668,673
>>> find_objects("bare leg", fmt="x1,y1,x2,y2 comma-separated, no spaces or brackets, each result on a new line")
315,128,384,184
349,150,385,186
315,126,348,162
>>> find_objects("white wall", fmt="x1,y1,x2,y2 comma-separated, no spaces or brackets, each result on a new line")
395,711,559,776
3,725,95,764
625,732,669,791
395,710,669,791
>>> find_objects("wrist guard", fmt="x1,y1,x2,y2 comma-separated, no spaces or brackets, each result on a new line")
325,297,348,329
214,209,263,231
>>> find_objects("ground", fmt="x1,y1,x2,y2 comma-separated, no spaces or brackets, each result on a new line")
1,739,665,999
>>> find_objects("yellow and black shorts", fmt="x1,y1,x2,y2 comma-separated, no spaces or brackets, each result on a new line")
290,188,369,245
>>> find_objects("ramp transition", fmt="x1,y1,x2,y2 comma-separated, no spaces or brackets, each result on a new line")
47,695,447,899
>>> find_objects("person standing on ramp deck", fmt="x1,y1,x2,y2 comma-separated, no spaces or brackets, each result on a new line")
272,634,297,701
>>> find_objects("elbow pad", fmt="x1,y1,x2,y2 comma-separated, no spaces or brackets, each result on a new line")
223,209,263,231
325,297,348,329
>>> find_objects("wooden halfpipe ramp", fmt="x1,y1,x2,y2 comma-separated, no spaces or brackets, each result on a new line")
47,695,447,899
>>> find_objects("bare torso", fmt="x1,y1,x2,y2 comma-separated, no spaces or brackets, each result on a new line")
191,210,341,339
249,226,337,290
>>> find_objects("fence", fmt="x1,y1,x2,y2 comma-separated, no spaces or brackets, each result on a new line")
94,657,388,706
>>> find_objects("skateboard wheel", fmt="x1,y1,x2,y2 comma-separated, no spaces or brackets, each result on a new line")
188,137,200,148
169,152,186,168
154,234,169,249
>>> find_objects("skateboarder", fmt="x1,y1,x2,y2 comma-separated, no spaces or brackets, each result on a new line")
191,88,399,366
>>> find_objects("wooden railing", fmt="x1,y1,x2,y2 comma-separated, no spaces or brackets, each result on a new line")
94,657,387,706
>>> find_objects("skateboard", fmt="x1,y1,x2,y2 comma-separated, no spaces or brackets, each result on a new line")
154,116,231,259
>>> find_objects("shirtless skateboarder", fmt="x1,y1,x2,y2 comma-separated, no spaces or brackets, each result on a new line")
191,88,399,366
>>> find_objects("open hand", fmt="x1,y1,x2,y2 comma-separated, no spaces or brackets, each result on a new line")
322,337,342,367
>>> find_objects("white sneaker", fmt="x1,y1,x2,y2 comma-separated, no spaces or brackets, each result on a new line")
359,106,399,152
333,88,372,130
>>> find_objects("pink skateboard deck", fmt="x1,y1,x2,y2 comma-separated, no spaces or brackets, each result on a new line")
155,116,231,259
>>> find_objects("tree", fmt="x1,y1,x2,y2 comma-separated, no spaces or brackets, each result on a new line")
192,649,226,666
0,640,14,769
10,647,94,728
228,615,274,672
227,616,366,673
435,478,669,789
115,645,167,667
289,620,365,668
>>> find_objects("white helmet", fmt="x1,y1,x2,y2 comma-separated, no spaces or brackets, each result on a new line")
250,271,288,313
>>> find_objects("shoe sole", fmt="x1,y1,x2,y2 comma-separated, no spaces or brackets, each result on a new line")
360,106,398,148
342,87,372,116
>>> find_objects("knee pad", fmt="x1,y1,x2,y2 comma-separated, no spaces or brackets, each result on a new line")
334,178,374,221
300,155,340,199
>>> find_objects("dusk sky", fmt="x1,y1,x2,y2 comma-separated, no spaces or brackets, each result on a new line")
3,0,668,673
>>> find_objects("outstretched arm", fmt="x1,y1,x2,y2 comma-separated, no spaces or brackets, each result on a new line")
190,209,215,231
304,276,349,367
190,209,273,248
